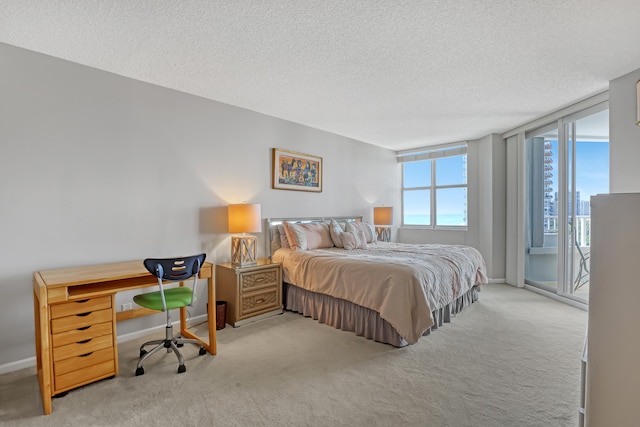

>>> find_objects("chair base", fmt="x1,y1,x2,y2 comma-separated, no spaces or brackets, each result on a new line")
135,324,206,376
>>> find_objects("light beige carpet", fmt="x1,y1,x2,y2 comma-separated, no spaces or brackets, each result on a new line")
0,284,587,427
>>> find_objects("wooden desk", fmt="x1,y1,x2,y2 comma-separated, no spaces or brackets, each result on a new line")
33,260,217,415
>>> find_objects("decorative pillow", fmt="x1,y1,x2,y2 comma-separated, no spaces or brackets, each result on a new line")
284,221,334,251
278,225,290,248
356,231,368,249
283,222,308,250
270,230,282,253
329,219,345,248
346,221,377,243
341,231,367,250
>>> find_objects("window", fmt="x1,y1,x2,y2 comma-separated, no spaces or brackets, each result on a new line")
400,144,467,228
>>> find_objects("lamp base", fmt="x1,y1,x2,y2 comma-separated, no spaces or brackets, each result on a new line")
375,226,391,242
231,235,257,267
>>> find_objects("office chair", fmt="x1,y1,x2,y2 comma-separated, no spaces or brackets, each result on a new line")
134,254,207,376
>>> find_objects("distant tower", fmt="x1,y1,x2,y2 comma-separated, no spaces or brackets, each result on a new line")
543,142,554,231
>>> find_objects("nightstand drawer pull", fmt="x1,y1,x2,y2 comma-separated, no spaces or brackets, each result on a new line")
76,312,91,317
255,298,265,304
79,352,94,357
77,339,92,344
77,325,91,331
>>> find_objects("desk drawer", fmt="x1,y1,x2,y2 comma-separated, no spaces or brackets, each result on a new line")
54,359,115,393
54,347,115,376
240,287,279,317
240,268,279,293
50,296,112,318
51,321,113,348
52,333,114,363
51,308,113,334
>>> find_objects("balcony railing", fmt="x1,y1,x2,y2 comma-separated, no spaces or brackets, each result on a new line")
544,215,591,247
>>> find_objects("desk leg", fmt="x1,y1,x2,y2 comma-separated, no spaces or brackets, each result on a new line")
33,274,52,415
207,275,217,355
179,275,217,355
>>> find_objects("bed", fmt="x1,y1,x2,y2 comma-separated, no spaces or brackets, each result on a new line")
267,216,488,347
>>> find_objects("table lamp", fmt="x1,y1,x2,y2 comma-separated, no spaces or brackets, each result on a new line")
373,206,393,242
228,203,262,266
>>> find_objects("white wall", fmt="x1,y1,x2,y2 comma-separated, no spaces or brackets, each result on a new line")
609,68,640,192
0,43,399,366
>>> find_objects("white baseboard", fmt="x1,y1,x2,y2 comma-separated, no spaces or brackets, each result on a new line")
0,314,208,375
488,278,507,284
0,357,36,375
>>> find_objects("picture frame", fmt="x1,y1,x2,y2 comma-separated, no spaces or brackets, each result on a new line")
272,148,322,192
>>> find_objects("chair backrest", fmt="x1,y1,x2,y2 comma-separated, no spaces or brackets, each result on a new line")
143,254,206,282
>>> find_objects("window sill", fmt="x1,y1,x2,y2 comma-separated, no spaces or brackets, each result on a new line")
400,225,468,232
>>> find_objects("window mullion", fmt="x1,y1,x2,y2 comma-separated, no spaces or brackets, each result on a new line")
431,159,436,226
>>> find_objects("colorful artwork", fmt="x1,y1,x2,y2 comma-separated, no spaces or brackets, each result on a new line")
272,148,322,192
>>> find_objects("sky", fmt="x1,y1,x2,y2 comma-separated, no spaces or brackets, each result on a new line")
549,140,610,199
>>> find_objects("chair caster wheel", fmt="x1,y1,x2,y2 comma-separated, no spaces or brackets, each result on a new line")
178,365,186,373
135,367,144,376
199,347,207,356
177,343,184,348
139,349,147,357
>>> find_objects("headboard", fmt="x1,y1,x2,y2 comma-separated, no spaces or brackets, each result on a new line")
265,216,363,259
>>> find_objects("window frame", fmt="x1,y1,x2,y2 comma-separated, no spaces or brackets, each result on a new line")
399,143,468,230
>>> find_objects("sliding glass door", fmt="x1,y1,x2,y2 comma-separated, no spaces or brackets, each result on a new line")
525,105,609,302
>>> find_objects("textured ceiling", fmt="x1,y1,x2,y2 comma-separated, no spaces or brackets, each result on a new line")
2,1,639,151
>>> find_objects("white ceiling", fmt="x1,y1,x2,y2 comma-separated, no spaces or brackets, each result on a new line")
2,1,639,151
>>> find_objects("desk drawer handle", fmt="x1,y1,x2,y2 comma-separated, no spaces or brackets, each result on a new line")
255,298,265,304
77,339,92,344
77,325,91,331
255,277,265,282
76,299,90,303
79,352,94,357
76,312,91,317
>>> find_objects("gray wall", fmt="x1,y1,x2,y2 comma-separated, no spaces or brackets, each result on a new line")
609,68,640,192
0,43,399,366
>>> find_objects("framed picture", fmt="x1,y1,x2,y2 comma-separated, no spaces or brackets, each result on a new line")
272,148,322,192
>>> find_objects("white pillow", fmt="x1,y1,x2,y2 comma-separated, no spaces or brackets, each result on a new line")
346,221,377,243
329,219,345,248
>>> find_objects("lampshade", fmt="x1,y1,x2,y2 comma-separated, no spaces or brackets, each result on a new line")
228,204,262,233
373,206,393,226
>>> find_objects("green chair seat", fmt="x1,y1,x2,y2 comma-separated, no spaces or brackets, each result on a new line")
133,287,196,311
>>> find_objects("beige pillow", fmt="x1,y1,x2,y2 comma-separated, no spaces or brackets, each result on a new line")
341,231,367,250
284,221,334,251
346,221,377,243
278,225,290,248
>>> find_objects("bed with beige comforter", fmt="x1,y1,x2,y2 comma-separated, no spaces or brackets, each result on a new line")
273,242,488,346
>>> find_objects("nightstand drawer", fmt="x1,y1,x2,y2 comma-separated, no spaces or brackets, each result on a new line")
240,288,279,316
50,296,112,319
240,268,279,293
51,321,113,348
52,333,114,363
51,308,113,333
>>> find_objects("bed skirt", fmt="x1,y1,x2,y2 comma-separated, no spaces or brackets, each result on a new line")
284,283,480,347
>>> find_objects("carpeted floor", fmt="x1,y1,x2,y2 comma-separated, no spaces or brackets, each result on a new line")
0,284,587,427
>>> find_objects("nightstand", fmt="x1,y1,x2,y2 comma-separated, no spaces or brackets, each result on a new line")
215,259,283,327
